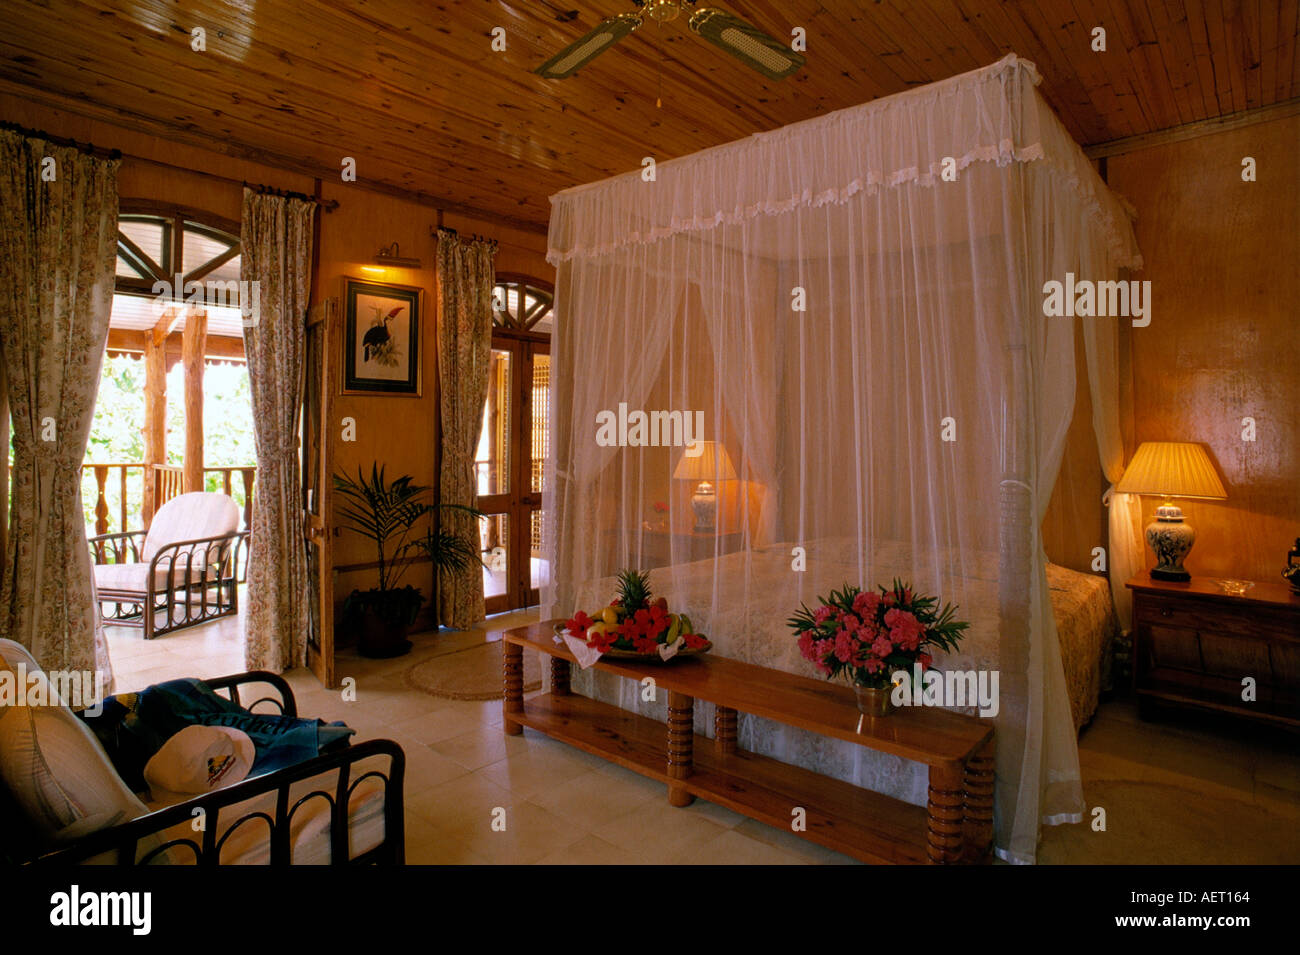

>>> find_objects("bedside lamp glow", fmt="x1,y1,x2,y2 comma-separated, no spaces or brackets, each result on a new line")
673,441,737,533
1116,441,1227,581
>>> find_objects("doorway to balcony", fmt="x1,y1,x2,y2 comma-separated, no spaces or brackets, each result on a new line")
475,275,552,614
85,203,257,676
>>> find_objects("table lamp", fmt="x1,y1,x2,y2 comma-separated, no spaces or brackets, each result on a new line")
673,441,737,533
1115,441,1227,581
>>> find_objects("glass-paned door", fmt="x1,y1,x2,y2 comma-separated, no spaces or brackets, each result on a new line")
475,333,549,613
302,297,338,687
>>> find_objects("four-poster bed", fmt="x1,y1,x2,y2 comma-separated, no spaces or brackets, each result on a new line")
541,54,1142,863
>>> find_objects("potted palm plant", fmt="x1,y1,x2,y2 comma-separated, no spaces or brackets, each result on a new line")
334,464,483,658
413,513,485,626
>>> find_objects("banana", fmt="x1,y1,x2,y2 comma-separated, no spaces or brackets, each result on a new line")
665,614,682,644
601,606,620,626
678,614,694,635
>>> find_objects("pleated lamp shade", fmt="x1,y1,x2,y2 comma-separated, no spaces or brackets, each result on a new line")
673,442,738,482
1116,442,1227,500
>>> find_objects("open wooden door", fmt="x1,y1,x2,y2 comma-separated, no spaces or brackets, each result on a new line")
476,331,549,613
303,297,338,686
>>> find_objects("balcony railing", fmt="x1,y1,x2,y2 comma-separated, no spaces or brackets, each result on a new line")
82,463,256,537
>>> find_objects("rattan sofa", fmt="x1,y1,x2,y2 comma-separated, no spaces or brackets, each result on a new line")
0,639,405,865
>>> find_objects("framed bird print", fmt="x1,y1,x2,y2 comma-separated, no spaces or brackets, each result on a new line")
342,277,422,396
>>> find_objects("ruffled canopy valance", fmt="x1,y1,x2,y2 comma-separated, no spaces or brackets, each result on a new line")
548,55,1142,271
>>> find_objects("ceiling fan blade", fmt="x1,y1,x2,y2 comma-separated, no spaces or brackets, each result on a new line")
688,7,805,80
534,12,643,79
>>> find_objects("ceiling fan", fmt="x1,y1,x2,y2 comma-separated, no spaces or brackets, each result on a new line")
534,1,805,82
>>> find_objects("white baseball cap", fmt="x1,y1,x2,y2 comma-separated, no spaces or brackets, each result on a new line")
143,724,255,804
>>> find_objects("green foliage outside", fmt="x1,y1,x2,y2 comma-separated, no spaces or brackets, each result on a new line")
80,355,256,534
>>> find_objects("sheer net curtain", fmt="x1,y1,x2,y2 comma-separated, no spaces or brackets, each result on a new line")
543,55,1141,863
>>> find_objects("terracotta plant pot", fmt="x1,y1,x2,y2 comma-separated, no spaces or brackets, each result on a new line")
853,683,894,718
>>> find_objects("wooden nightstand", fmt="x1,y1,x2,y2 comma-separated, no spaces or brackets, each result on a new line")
1126,574,1300,732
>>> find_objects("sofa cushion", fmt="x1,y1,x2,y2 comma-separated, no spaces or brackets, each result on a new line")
93,561,217,595
141,492,240,563
0,639,151,852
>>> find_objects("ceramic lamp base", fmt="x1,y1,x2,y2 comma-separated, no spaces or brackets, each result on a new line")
1145,504,1195,582
690,481,717,533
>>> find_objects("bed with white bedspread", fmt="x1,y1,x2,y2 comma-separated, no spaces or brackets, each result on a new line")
566,539,1114,810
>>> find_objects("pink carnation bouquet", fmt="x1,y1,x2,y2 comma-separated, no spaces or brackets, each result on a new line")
787,580,969,690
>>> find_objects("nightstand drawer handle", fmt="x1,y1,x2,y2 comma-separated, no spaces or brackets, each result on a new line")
1159,609,1173,618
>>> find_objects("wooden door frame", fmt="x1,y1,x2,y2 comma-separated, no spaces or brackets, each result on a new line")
516,336,548,609
479,329,548,613
304,297,337,687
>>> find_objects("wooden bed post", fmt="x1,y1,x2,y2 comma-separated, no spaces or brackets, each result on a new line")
996,337,1033,863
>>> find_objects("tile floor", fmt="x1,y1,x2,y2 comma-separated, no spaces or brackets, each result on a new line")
105,611,1300,865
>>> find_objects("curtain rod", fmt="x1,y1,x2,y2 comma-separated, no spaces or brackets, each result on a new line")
0,121,339,213
241,180,339,212
0,120,122,160
433,222,498,250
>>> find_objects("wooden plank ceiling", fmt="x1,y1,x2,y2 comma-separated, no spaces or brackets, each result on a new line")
1,1,1295,231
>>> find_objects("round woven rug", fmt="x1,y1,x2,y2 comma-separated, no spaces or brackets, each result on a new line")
403,640,543,702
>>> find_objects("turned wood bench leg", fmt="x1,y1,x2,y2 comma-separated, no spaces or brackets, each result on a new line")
667,690,695,807
551,656,571,696
715,705,737,754
503,640,524,736
962,738,995,863
927,763,965,864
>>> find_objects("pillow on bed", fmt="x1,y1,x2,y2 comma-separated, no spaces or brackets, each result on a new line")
0,639,151,853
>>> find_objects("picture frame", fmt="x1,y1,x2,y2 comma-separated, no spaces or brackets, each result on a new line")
341,276,422,396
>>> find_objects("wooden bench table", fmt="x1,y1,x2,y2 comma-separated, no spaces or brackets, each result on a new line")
501,620,995,864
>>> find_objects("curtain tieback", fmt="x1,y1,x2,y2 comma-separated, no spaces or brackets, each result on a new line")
16,441,81,472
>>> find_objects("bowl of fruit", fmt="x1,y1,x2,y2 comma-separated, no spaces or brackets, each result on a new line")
556,569,712,661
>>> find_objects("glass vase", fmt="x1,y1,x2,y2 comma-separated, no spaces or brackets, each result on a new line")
853,683,894,718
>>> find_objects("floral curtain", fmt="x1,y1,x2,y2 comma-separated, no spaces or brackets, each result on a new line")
0,129,118,683
241,189,316,671
436,231,496,628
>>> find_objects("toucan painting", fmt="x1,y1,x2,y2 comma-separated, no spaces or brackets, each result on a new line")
363,305,405,366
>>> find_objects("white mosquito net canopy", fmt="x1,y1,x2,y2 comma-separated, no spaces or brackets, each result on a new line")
541,54,1142,863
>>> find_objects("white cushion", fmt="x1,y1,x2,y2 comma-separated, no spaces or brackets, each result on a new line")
93,561,217,594
0,639,151,851
141,492,240,563
144,770,389,865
